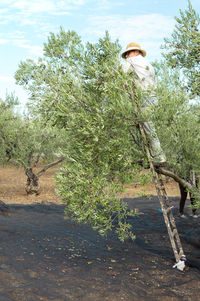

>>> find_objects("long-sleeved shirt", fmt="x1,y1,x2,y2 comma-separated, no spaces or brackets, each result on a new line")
122,54,156,94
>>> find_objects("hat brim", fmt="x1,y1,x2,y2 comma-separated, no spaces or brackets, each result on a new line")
121,47,146,58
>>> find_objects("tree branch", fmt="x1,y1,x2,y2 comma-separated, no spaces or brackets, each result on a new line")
36,156,64,178
157,167,193,190
33,154,40,167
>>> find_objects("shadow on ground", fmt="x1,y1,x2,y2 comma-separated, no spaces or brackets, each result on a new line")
0,196,199,301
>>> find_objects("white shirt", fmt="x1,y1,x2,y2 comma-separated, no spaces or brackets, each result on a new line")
122,55,156,92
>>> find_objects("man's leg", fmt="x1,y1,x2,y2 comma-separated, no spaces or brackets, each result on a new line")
143,121,166,163
179,183,188,216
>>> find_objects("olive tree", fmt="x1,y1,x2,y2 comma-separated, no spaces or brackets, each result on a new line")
0,96,65,194
15,29,147,241
7,119,65,195
154,64,200,174
15,27,200,240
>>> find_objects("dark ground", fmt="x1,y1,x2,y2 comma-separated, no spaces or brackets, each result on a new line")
0,196,200,301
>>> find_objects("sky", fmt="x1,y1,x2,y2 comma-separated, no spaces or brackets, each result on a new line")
0,0,200,111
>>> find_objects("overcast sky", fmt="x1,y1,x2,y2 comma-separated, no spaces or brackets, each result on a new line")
0,0,200,109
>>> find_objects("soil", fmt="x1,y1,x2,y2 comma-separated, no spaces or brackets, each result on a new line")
0,165,199,301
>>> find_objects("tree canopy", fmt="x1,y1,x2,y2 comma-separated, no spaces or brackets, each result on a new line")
15,30,150,241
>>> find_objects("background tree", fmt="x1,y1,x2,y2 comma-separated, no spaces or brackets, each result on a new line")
159,0,200,208
155,63,200,179
161,0,200,97
0,97,65,194
13,120,65,195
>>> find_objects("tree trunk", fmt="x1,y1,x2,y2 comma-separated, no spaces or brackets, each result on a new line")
24,157,64,195
25,167,40,195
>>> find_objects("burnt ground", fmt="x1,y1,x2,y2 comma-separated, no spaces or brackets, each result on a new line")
0,196,199,301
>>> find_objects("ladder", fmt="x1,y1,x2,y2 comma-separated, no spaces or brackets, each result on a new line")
138,122,186,271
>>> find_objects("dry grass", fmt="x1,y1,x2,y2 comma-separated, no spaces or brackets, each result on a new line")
120,177,180,199
0,165,61,204
0,165,180,205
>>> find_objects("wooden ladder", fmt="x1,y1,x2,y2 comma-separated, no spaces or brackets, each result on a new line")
138,122,186,270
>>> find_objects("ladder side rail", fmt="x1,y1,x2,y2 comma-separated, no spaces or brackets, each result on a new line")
138,123,185,263
157,174,185,257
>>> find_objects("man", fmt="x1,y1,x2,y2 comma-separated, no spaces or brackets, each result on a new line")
121,42,166,166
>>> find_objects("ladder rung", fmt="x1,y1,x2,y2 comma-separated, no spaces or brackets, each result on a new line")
165,207,171,214
161,207,171,214
171,229,177,237
164,206,174,214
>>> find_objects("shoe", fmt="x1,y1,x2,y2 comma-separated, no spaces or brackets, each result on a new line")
178,213,187,218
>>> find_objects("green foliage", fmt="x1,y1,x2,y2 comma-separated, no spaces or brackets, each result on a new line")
154,62,200,208
161,0,200,96
0,93,66,170
9,120,65,168
137,171,153,186
54,33,143,241
15,28,84,123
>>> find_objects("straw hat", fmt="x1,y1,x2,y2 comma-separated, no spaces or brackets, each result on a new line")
121,42,146,58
